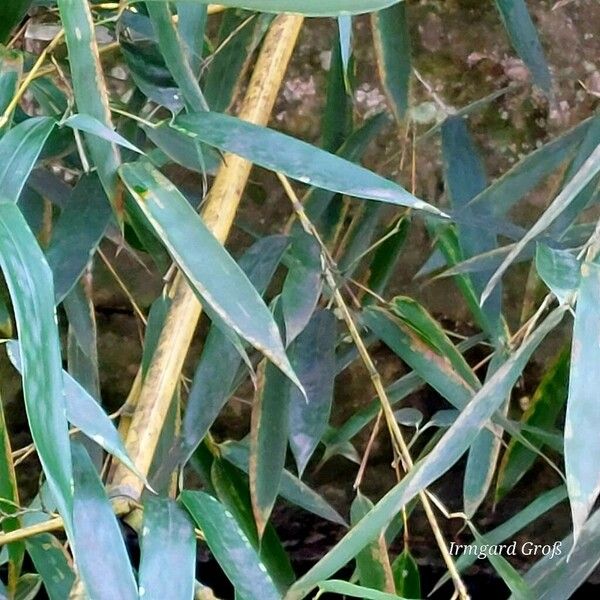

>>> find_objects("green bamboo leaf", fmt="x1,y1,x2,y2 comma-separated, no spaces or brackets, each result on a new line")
120,160,302,390
0,48,22,131
147,2,209,112
219,441,346,526
350,493,394,592
469,525,533,599
26,534,75,600
204,10,262,113
497,346,570,501
148,0,404,16
13,575,41,600
371,1,410,121
518,504,600,599
175,2,207,76
282,231,323,345
467,116,593,217
62,114,144,155
0,1,31,44
180,235,289,462
6,340,142,481
181,490,281,600
432,485,567,593
0,201,73,528
482,140,600,305
173,111,444,216
0,396,22,592
315,580,407,599
286,307,565,599
288,310,336,475
71,443,138,600
535,244,580,305
565,258,600,545
250,354,290,538
45,174,112,303
392,549,420,599
0,117,54,203
494,0,552,93
211,460,295,592
139,497,196,600
58,0,122,218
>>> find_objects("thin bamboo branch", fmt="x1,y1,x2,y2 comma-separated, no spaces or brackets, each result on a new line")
109,14,304,500
278,173,470,600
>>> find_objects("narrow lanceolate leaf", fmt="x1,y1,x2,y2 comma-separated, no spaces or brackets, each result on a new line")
71,444,138,600
0,48,22,131
250,357,290,538
26,534,75,600
282,231,323,345
482,141,600,305
494,0,552,93
152,1,404,16
497,347,570,500
180,235,289,461
535,244,580,305
175,1,207,76
351,493,395,593
220,441,346,526
0,395,22,591
181,491,281,600
120,161,301,390
316,580,408,600
173,112,445,216
371,1,411,121
147,2,209,112
0,201,73,528
288,310,336,475
565,259,600,545
139,498,195,600
0,117,54,203
45,174,112,303
58,0,122,217
6,340,141,480
286,307,565,599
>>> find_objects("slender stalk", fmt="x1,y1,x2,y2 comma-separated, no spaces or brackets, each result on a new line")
109,14,305,500
278,173,470,600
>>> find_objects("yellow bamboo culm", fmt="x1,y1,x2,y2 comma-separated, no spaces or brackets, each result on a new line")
110,14,305,500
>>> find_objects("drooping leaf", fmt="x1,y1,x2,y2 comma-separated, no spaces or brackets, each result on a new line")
565,258,600,545
392,549,420,599
0,201,73,529
71,444,138,600
58,0,122,217
0,117,54,203
181,490,281,600
494,0,552,93
288,310,336,475
371,1,411,121
139,497,196,600
175,1,207,76
26,534,75,600
535,243,580,305
286,307,565,598
497,346,570,500
120,160,302,390
173,111,445,216
315,580,408,600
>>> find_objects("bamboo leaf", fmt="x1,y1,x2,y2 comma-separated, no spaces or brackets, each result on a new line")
0,48,22,131
26,534,75,600
565,258,600,545
175,2,207,76
392,549,420,599
288,310,336,475
0,201,73,529
120,160,302,391
71,444,138,600
286,307,565,599
58,0,122,218
0,117,54,203
535,244,580,305
148,1,405,17
494,0,552,93
315,580,407,599
139,497,196,600
371,1,411,121
173,111,445,216
181,491,281,600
